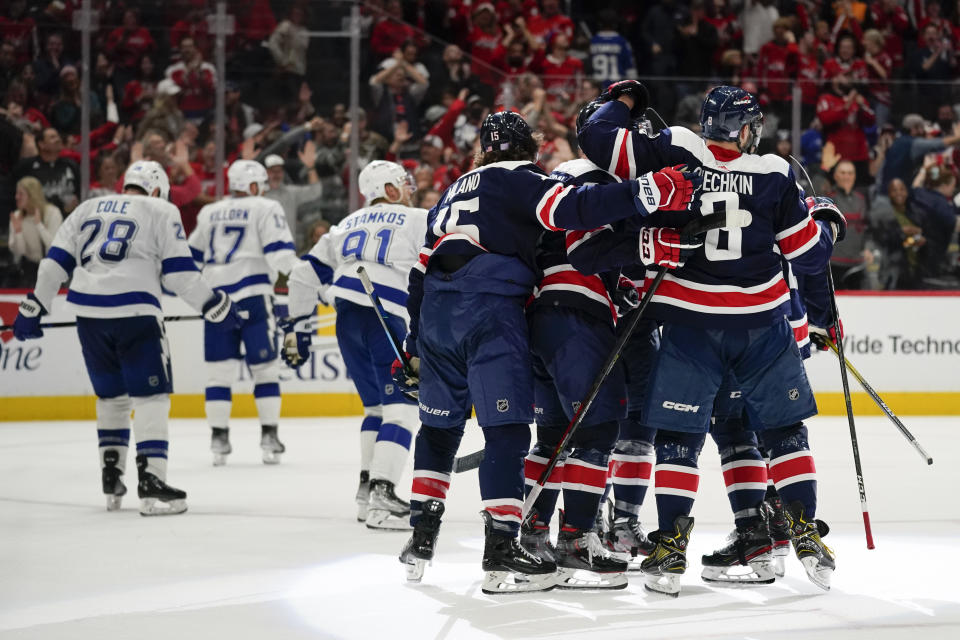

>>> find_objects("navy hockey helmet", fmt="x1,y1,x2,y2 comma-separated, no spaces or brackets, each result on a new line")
480,110,537,155
700,86,764,153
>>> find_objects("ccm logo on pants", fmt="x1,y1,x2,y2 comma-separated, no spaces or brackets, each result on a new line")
662,401,700,413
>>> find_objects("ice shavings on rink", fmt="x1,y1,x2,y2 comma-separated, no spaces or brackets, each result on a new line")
2,416,959,639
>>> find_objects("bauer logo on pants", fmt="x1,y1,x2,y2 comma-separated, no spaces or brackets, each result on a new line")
497,399,509,413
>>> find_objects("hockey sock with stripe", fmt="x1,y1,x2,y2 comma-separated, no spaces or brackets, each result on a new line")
480,423,530,536
762,423,817,518
653,430,705,532
409,424,463,526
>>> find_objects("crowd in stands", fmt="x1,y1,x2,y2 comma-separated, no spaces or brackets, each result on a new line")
1,0,958,289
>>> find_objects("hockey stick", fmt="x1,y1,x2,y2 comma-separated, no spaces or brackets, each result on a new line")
821,337,933,465
355,266,419,389
521,210,749,521
0,315,202,331
789,154,876,550
453,449,485,473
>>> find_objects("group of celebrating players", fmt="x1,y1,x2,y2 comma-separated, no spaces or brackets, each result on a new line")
12,78,848,599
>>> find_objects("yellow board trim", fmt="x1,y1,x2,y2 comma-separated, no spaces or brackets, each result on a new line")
1,392,959,421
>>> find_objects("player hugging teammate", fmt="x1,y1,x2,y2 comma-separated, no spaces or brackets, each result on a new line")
394,82,847,596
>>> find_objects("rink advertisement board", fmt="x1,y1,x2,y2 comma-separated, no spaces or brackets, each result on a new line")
2,290,959,420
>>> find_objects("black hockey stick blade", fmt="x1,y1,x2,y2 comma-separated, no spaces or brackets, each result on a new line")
822,337,933,465
0,315,202,332
453,449,484,473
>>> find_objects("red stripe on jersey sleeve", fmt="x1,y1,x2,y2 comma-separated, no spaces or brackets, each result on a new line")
777,217,820,257
793,322,809,344
536,185,565,231
615,130,632,180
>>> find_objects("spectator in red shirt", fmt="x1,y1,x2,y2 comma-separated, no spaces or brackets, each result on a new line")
527,0,574,48
164,37,216,122
796,30,822,127
170,7,212,59
757,17,799,126
916,0,952,44
530,33,583,105
816,70,876,185
0,0,37,66
104,9,156,87
370,0,417,61
468,3,506,89
862,29,893,127
869,0,910,68
417,134,460,192
822,33,868,81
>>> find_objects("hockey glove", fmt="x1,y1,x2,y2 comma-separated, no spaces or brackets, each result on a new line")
613,276,640,316
636,165,702,214
280,316,314,368
13,293,46,341
809,319,843,351
598,80,649,118
203,291,244,329
391,354,421,400
806,196,846,242
638,227,703,269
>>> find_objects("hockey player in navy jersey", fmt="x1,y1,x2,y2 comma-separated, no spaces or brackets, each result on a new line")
396,110,700,594
577,83,846,596
189,160,298,466
282,160,427,530
13,160,242,515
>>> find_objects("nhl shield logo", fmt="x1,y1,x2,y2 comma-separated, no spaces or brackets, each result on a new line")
788,388,800,401
496,398,509,413
571,400,582,412
385,384,394,395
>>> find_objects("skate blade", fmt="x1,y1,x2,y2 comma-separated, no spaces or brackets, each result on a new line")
774,556,786,578
212,453,228,466
643,573,682,597
800,556,832,591
261,450,282,465
403,558,428,583
481,570,555,595
366,509,412,531
139,498,187,516
555,567,628,590
357,505,369,523
701,563,776,587
105,495,123,511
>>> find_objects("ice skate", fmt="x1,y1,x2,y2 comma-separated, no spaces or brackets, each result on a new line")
260,425,285,464
366,479,412,530
136,456,187,516
785,501,835,591
763,495,792,577
211,427,231,466
356,470,371,523
399,499,444,582
481,511,556,594
520,510,558,564
606,514,656,566
101,449,126,511
701,520,776,587
641,515,694,597
554,522,628,589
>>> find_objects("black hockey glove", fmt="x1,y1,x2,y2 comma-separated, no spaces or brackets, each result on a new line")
599,80,649,118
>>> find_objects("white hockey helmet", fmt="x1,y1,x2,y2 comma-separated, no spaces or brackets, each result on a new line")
358,160,412,203
123,160,170,200
227,159,268,195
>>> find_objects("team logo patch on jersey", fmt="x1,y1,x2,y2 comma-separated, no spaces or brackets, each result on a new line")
788,388,800,401
497,399,509,413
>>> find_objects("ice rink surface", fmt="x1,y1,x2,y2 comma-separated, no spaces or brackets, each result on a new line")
2,414,959,640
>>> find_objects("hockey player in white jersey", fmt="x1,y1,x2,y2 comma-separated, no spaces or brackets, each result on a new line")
283,160,426,530
188,159,299,465
12,160,242,515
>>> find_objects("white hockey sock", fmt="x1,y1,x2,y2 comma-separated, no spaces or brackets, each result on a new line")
132,394,172,480
360,406,383,472
369,403,416,485
205,359,237,428
97,395,132,473
251,361,281,426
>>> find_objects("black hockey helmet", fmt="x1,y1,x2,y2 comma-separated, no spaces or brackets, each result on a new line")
480,110,536,155
700,85,763,153
576,99,604,135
